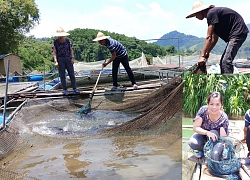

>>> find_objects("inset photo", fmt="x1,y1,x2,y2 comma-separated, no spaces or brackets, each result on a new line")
182,73,250,180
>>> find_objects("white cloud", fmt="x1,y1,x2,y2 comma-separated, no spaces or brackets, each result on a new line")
27,1,205,40
136,3,147,11
78,6,135,36
27,0,250,40
234,1,250,24
148,2,172,19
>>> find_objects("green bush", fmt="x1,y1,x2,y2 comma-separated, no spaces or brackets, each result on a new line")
183,74,250,117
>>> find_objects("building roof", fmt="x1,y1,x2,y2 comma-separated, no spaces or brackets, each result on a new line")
0,53,12,59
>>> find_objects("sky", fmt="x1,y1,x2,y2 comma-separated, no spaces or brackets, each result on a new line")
28,0,250,41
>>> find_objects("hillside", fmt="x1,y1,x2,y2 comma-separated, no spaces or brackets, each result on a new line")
247,24,250,33
154,23,250,55
153,30,204,50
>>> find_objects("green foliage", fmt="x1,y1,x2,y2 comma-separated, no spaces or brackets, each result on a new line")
222,75,250,116
68,28,170,62
18,28,177,71
18,36,54,71
0,0,39,54
183,74,250,117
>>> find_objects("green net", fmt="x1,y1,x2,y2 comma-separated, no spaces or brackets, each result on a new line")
204,137,241,180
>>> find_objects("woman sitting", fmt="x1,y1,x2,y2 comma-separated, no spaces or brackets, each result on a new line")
188,91,229,161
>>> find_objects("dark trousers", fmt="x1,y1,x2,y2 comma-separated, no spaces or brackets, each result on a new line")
112,54,136,87
220,33,248,74
189,130,220,151
246,126,250,152
57,57,77,90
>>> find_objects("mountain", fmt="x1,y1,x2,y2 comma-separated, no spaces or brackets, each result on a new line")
153,30,225,54
154,23,250,54
153,30,204,50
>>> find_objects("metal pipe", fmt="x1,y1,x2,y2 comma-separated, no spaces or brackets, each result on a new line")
43,62,45,91
6,99,28,122
3,60,10,128
0,98,15,108
178,37,180,67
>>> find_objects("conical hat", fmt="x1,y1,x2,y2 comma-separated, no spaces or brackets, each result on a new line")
54,27,70,36
186,1,214,18
93,32,110,41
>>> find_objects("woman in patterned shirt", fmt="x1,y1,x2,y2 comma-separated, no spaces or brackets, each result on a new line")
188,91,229,158
52,27,79,95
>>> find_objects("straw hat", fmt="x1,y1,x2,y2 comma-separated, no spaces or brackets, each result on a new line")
186,1,214,18
93,32,110,41
54,27,70,37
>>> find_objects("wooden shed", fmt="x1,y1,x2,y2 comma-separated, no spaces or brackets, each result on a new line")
0,53,22,76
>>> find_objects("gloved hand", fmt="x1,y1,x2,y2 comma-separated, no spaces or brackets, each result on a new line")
197,53,209,66
197,57,207,66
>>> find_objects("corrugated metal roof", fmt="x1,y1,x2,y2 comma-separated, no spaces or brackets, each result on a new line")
0,53,12,59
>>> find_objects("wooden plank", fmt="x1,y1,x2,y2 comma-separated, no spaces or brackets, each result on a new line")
0,80,163,100
0,82,38,96
200,165,226,180
183,151,197,180
183,125,193,128
192,163,201,180
240,165,250,179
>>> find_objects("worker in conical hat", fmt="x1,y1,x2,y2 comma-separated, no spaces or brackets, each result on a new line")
52,27,79,95
93,32,138,91
186,0,249,74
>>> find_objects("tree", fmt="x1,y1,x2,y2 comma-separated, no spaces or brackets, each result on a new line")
165,45,176,54
18,28,179,71
0,0,39,54
18,36,54,71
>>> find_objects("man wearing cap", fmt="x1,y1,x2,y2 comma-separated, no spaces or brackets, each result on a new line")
93,32,138,90
186,1,249,74
52,27,79,95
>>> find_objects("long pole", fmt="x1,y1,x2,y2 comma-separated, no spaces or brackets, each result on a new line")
178,37,180,67
43,62,45,91
3,60,10,129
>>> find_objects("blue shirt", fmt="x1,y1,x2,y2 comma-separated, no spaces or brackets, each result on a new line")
106,38,127,58
52,39,72,57
244,109,250,127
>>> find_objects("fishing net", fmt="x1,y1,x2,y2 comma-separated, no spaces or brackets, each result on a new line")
0,126,19,160
0,98,81,180
103,75,182,134
0,75,182,179
105,75,182,113
204,137,242,180
0,126,39,180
